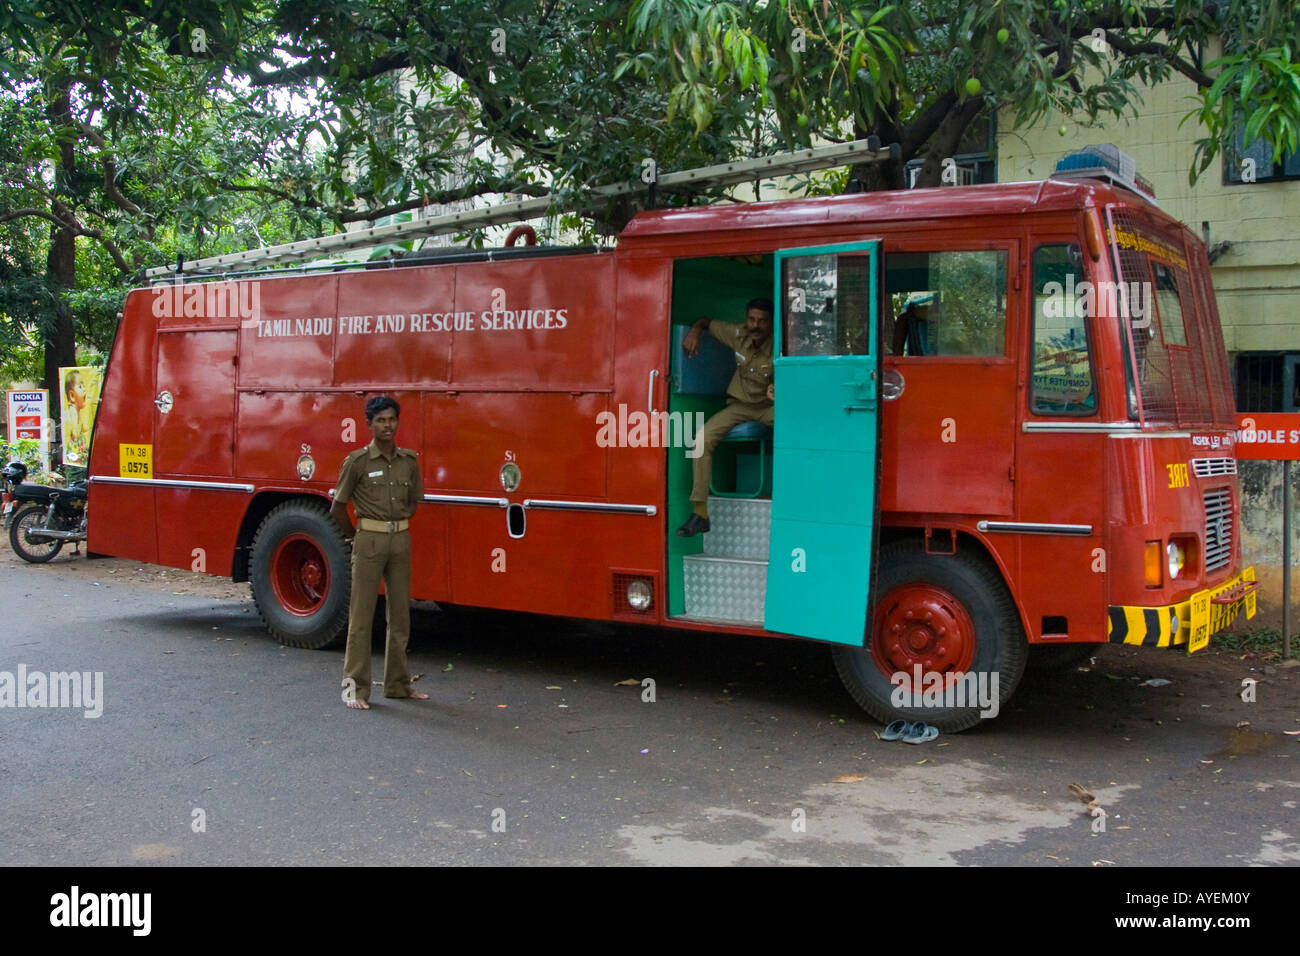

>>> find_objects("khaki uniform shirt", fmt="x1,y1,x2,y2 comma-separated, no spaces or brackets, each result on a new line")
335,441,423,522
709,321,774,405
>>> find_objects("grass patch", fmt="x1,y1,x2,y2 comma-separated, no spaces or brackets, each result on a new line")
1211,627,1290,657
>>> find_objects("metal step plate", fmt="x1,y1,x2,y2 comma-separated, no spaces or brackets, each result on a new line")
683,554,767,624
703,496,771,561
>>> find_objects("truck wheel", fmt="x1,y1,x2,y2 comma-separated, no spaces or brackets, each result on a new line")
831,539,1027,733
249,500,351,649
9,504,63,563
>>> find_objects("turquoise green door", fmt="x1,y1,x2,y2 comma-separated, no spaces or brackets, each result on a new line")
763,242,880,644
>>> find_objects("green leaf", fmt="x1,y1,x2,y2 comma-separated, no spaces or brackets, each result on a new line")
690,86,712,133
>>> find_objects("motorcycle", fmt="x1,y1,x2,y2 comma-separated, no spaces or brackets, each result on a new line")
2,460,28,530
6,469,88,563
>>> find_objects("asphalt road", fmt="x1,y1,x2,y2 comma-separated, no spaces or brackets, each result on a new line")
0,549,1297,866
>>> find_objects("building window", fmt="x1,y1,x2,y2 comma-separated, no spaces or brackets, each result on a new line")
1223,125,1300,184
1234,352,1300,412
904,112,997,187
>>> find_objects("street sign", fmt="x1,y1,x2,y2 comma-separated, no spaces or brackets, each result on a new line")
1235,413,1300,460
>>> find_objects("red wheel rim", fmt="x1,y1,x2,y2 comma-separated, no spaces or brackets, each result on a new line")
870,583,976,687
270,533,329,616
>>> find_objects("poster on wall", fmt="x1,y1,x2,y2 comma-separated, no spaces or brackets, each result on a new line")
59,367,102,466
5,388,51,472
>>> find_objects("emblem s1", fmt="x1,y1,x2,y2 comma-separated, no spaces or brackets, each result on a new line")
500,462,521,492
297,454,315,481
155,390,174,413
881,368,905,401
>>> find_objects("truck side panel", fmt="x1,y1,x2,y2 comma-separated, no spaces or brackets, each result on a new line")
88,289,159,563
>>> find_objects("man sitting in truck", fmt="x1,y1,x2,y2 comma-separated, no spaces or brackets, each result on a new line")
676,298,775,537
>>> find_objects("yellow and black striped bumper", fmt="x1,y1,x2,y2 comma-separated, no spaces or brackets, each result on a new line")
1107,567,1257,653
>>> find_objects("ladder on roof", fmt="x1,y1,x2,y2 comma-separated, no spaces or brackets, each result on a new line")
146,138,897,280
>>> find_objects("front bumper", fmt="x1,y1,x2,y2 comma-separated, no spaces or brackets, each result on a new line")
1107,566,1257,653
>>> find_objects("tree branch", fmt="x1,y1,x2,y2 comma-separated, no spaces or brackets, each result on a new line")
0,206,133,273
0,207,71,227
900,91,959,157
1098,32,1214,89
73,119,148,221
246,50,411,87
213,174,551,224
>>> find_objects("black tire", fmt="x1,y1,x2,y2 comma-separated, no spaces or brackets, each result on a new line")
249,500,351,649
1027,642,1100,672
9,504,63,563
832,539,1027,733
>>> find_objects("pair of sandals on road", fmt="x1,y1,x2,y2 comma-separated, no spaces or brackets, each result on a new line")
880,719,939,744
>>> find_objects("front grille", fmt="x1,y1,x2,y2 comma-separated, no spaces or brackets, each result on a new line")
1192,457,1236,478
1203,488,1233,573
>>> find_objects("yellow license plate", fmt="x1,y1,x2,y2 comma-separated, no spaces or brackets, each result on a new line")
119,443,153,478
1187,569,1256,654
1188,591,1211,654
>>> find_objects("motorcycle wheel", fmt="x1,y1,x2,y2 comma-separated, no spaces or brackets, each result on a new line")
9,504,64,563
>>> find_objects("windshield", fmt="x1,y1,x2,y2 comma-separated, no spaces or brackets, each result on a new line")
1105,207,1235,428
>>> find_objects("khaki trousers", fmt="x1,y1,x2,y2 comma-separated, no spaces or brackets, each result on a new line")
689,400,775,502
342,528,412,700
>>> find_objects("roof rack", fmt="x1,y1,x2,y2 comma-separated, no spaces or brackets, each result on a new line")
146,138,897,280
1052,144,1158,206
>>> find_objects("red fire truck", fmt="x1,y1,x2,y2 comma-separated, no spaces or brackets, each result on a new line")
87,145,1255,730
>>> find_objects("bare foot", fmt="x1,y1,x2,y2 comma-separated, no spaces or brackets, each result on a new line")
346,698,371,710
405,690,430,700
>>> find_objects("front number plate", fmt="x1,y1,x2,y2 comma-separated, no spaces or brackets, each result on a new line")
1187,591,1211,654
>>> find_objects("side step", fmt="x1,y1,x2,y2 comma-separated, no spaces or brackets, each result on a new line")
682,555,767,625
680,497,771,625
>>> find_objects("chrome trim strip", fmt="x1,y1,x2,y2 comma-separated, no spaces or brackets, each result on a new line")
977,520,1093,536
523,498,657,516
90,476,255,492
1022,421,1140,433
1109,431,1191,439
422,494,509,507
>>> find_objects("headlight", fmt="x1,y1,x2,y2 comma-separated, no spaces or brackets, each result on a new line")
1167,542,1185,580
626,579,653,611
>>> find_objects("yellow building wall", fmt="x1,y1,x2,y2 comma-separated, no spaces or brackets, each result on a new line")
997,74,1300,353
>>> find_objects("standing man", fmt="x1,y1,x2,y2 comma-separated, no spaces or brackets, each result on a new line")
676,298,776,537
331,396,427,709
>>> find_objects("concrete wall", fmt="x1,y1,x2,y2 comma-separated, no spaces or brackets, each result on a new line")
1238,460,1297,631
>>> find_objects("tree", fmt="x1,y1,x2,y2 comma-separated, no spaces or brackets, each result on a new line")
625,0,1300,189
0,1,333,391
